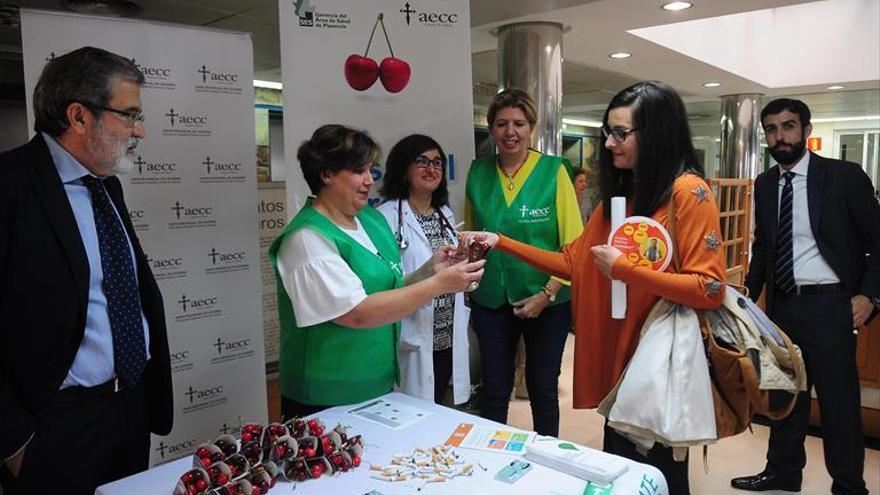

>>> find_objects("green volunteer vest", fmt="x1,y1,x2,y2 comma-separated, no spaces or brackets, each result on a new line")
268,201,403,406
466,153,571,309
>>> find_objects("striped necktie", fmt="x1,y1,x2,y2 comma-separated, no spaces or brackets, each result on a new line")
775,171,796,294
82,175,147,387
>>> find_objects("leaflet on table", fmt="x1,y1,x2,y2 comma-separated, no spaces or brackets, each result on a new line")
345,397,433,430
444,422,536,455
525,437,628,485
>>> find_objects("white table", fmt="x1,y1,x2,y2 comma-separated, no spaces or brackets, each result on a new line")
97,392,667,495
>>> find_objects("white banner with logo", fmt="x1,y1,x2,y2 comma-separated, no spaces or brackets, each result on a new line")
20,9,268,466
279,0,474,218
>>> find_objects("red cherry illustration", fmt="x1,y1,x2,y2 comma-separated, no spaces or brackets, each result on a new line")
344,55,379,91
379,57,410,93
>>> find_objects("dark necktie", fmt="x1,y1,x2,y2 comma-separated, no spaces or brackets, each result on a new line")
82,176,147,387
775,171,796,294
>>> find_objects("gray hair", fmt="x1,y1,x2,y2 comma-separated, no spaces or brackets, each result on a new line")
33,46,144,136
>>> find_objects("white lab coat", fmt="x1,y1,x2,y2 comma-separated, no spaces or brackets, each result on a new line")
377,199,471,404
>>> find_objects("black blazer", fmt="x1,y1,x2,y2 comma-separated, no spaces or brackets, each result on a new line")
0,135,173,459
745,152,880,314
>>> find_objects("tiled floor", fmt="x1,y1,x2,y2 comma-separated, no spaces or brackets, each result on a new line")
506,334,880,494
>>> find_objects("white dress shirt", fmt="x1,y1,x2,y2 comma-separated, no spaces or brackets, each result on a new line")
776,153,840,285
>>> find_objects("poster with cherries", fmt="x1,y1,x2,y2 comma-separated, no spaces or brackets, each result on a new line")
279,0,474,219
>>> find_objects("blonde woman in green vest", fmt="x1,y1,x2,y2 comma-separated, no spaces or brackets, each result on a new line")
465,89,583,436
268,125,485,418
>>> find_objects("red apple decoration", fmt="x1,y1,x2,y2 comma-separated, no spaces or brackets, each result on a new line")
344,55,380,91
379,57,411,93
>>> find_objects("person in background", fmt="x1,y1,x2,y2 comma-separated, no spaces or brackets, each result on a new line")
572,165,592,224
269,125,484,419
465,88,583,437
377,134,471,405
730,98,878,495
462,81,726,494
0,47,173,494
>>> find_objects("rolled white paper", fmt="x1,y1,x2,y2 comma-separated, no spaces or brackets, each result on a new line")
610,197,627,319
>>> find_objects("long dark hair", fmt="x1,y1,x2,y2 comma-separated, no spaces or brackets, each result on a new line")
598,81,703,218
379,134,449,208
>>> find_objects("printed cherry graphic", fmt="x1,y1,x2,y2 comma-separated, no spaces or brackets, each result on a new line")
344,54,379,91
344,13,410,93
379,57,410,93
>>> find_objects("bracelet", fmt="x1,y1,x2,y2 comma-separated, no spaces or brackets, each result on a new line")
541,284,556,303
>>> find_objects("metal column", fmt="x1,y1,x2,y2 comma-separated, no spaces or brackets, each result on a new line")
719,94,762,178
496,22,564,155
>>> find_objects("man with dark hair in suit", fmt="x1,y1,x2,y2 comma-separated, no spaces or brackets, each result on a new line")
731,98,879,494
0,46,173,494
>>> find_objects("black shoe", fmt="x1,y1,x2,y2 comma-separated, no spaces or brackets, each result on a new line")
731,471,802,492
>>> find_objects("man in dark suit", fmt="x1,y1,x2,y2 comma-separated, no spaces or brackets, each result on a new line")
0,47,173,494
731,98,879,494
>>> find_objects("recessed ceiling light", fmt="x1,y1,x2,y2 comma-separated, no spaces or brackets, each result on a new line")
609,52,632,59
827,85,844,90
662,1,693,11
703,81,721,88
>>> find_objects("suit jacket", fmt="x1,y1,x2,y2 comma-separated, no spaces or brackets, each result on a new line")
0,134,173,460
745,152,880,314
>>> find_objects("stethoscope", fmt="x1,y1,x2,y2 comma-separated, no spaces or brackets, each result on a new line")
396,198,457,250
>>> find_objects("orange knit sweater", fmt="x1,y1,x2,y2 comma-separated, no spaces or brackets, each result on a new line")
497,174,726,408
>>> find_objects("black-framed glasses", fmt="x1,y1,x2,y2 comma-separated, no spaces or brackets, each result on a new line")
602,125,638,143
76,100,144,125
413,155,444,170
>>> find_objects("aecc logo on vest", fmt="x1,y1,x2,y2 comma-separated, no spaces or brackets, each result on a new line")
518,204,551,224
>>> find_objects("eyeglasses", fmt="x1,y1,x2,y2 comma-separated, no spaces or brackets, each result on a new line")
413,155,444,170
602,126,638,143
76,101,145,125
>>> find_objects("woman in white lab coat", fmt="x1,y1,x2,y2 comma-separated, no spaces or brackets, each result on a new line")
377,134,471,404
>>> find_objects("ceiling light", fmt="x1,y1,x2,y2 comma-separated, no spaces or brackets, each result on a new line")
254,80,282,90
826,85,844,90
662,1,693,11
562,118,603,128
703,81,721,88
609,52,631,59
811,115,879,123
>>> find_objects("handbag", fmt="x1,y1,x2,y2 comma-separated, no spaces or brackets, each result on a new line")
666,192,807,440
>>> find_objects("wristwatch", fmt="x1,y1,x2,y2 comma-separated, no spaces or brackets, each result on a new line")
871,295,880,309
541,284,556,303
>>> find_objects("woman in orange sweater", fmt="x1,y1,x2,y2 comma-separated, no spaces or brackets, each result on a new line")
464,81,726,494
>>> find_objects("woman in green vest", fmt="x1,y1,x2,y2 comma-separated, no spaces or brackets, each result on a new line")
465,89,583,436
269,124,485,418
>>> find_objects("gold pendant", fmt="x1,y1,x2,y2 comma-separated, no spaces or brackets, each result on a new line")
507,182,515,191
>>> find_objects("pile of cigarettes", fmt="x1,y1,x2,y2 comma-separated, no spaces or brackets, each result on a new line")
369,444,480,488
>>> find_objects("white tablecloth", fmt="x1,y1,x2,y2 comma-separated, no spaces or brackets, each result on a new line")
96,392,667,495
